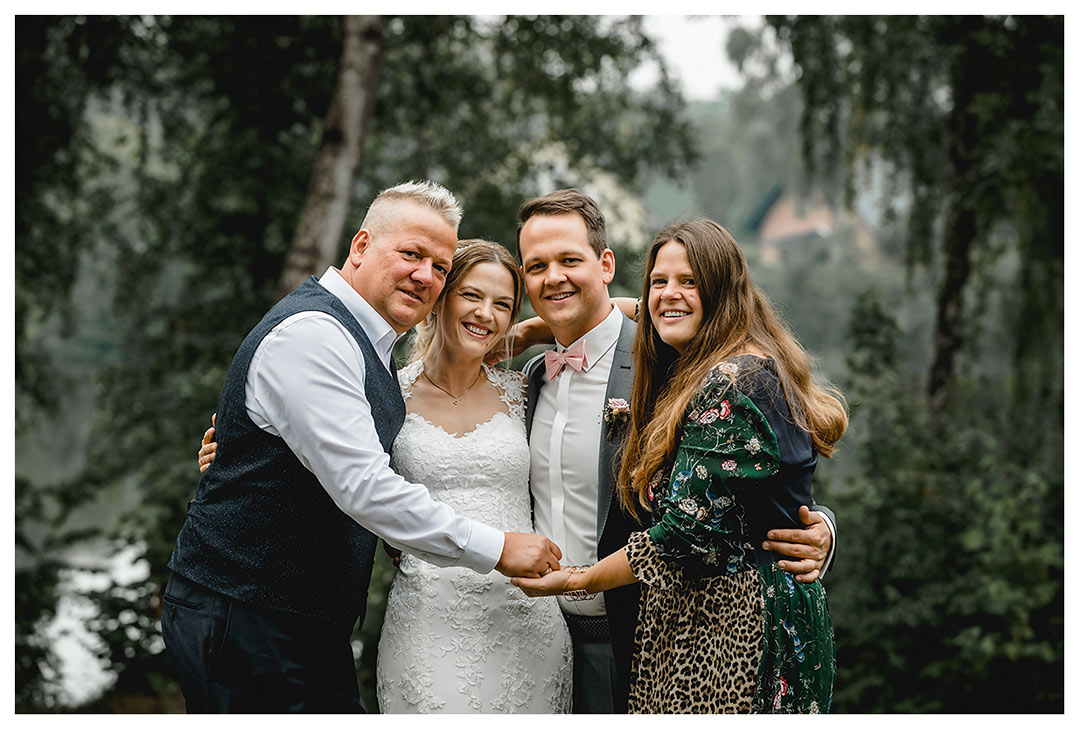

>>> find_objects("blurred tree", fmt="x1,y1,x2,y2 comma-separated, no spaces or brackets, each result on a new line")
277,15,384,298
764,15,1063,404
15,14,695,710
704,16,1063,712
15,16,151,708
15,16,134,425
643,101,801,235
825,291,1063,712
15,479,64,710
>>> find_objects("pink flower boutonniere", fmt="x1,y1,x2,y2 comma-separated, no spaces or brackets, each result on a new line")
603,397,630,439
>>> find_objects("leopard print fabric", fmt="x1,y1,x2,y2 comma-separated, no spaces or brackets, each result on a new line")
625,531,765,713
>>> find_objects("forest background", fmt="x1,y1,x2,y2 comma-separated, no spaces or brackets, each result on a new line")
14,14,1064,713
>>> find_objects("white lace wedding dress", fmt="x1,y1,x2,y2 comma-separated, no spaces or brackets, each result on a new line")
376,361,573,713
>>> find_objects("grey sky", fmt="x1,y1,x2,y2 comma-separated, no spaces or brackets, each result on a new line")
636,15,749,100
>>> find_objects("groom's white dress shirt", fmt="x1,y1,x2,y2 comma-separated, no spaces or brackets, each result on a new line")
243,267,505,574
530,304,623,617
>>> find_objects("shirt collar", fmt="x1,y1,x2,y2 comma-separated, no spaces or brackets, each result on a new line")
318,267,401,364
557,303,621,372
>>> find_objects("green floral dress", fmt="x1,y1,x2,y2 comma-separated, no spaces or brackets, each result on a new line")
624,356,834,714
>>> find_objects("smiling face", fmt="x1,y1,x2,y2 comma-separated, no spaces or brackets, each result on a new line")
647,240,703,354
434,261,517,359
347,201,458,333
518,212,615,346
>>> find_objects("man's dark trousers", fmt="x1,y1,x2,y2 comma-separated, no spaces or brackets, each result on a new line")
161,572,364,713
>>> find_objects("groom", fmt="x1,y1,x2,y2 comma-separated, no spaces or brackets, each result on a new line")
514,189,836,714
162,181,562,713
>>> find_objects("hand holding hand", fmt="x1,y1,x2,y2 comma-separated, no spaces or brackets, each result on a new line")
495,532,562,578
512,567,575,597
198,413,217,473
761,505,831,583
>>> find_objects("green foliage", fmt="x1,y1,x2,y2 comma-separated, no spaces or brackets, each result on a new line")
750,22,1065,707
79,574,177,702
368,16,695,247
643,85,809,236
15,478,64,710
828,293,1063,711
15,16,137,424
764,15,1063,401
15,474,107,710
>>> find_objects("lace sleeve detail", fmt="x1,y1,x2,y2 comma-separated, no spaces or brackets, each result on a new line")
396,359,423,401
484,364,527,424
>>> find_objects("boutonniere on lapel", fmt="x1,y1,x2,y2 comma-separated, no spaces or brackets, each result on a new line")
603,397,631,439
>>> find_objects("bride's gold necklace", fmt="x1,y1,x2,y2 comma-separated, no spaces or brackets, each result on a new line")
421,365,483,406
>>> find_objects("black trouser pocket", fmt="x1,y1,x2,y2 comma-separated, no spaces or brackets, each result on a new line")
161,573,233,711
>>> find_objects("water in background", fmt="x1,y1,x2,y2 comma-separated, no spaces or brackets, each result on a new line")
44,544,149,706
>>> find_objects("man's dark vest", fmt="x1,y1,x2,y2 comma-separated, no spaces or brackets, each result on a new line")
168,277,405,630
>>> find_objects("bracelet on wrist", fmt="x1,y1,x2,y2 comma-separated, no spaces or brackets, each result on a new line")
562,565,596,601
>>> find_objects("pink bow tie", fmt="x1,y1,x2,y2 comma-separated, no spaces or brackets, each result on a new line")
545,341,587,381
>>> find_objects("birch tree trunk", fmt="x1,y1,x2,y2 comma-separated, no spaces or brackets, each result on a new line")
927,197,976,402
275,15,385,300
926,45,978,404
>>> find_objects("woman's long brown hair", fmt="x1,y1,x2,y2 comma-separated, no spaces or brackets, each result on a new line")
616,219,848,519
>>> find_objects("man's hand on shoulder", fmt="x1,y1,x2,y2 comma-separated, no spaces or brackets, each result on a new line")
762,505,831,583
489,317,555,365
495,532,563,578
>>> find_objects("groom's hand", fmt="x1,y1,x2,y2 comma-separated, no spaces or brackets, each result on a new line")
761,505,831,583
488,318,555,364
495,532,562,578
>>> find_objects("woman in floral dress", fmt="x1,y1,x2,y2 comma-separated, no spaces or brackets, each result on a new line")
515,218,848,713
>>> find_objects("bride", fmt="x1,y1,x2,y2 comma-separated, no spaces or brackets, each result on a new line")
197,239,572,713
376,239,571,713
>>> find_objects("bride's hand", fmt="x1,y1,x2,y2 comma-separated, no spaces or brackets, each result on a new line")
512,567,576,597
198,413,217,473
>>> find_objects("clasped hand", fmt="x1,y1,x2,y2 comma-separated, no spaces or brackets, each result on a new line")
511,568,575,597
495,532,563,578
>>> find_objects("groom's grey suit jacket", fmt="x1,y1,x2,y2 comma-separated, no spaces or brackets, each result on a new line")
524,311,644,711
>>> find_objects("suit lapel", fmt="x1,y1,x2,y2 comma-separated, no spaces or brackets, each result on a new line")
524,352,547,440
596,314,637,544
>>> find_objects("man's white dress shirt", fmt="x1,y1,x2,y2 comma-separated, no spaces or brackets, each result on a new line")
244,267,505,573
530,304,623,616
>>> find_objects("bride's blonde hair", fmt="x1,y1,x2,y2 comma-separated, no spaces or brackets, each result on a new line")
409,239,524,363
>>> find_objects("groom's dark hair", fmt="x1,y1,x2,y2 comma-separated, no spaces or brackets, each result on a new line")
516,188,608,259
